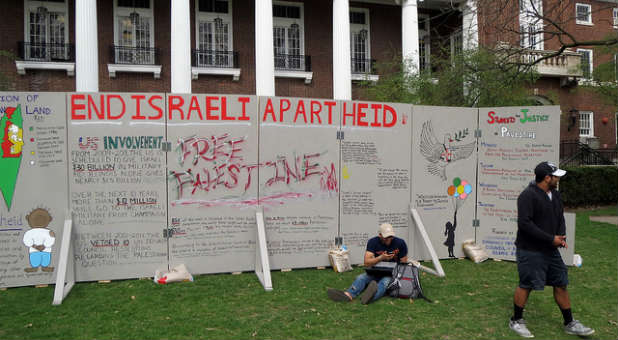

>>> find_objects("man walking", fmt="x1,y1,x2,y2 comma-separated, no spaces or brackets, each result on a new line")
327,223,408,304
509,161,594,338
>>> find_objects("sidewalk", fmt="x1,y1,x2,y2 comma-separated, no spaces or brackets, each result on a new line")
589,216,618,226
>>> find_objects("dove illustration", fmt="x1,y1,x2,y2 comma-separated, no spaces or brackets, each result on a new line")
419,120,475,181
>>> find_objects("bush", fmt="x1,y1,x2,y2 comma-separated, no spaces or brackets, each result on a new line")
560,166,618,207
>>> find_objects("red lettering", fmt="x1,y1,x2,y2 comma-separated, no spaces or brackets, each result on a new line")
71,94,86,120
310,101,322,124
206,97,219,120
148,95,163,120
87,94,105,119
244,164,260,191
221,97,234,120
107,95,125,120
237,97,250,121
303,153,321,179
324,101,336,125
343,102,355,126
225,164,240,189
357,103,369,127
187,96,203,120
131,95,146,120
280,99,290,122
294,101,307,123
487,111,496,124
168,96,185,120
370,103,382,127
228,138,244,162
383,104,397,128
263,98,276,122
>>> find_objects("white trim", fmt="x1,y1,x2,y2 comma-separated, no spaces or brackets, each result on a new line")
575,3,593,25
108,63,161,78
613,8,618,28
419,13,431,71
579,110,594,138
192,66,241,81
195,0,234,53
350,7,371,71
274,70,312,84
15,60,75,76
576,48,593,79
351,73,379,82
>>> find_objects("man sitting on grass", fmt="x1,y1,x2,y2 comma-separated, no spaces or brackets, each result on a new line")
327,223,408,304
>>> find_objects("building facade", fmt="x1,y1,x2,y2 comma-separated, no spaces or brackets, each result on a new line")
1,0,616,151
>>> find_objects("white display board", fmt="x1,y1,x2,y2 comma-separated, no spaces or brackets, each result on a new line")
411,106,478,260
476,106,561,260
339,101,412,264
258,97,340,269
0,92,68,288
166,94,259,274
67,93,168,281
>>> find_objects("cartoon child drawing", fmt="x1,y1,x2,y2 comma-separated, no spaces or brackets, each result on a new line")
22,208,55,272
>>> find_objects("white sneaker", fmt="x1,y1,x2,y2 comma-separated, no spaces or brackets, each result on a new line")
509,318,534,338
564,320,595,336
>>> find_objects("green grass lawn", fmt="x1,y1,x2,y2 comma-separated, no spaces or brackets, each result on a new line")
1,208,616,340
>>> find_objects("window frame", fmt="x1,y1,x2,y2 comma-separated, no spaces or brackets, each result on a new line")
418,14,430,72
349,7,371,74
194,0,233,53
575,3,593,25
577,48,593,79
613,8,617,29
113,0,155,49
519,0,544,50
23,0,70,50
272,1,305,57
579,111,594,138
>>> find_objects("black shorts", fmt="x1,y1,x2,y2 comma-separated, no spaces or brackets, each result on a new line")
516,248,568,290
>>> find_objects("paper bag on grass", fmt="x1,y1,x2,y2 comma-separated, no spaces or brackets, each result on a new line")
154,264,194,284
462,239,489,263
328,249,352,272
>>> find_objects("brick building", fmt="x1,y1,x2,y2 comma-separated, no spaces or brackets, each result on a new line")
0,0,616,152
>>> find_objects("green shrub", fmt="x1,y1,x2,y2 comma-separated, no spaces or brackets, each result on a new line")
560,166,618,207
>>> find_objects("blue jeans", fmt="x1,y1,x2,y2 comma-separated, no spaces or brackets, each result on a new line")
346,273,391,302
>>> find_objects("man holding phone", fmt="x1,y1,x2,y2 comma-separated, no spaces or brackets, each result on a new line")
327,223,408,304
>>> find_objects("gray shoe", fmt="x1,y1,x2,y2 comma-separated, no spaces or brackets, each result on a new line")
509,318,534,338
360,281,378,305
564,320,595,336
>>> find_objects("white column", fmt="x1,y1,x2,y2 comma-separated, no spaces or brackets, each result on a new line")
75,0,99,92
255,0,275,96
332,0,351,100
401,0,419,76
171,0,192,93
462,0,478,51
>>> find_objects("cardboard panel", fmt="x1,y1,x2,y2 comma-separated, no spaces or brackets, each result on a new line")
258,96,340,269
410,106,478,260
0,92,68,288
166,94,259,274
67,93,168,281
476,106,561,260
339,101,412,264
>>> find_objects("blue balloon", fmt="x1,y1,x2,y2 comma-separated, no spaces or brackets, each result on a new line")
454,191,459,198
464,184,472,194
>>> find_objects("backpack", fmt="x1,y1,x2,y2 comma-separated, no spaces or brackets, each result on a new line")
387,263,431,302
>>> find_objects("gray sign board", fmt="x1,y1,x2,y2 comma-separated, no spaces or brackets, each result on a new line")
0,92,68,288
410,106,478,260
166,94,259,274
67,92,168,281
258,97,340,269
476,106,561,260
340,101,412,264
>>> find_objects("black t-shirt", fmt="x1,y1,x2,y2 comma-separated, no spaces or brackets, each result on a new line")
366,236,408,263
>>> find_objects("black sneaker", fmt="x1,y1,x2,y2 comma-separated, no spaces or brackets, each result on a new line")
327,288,351,302
361,281,378,305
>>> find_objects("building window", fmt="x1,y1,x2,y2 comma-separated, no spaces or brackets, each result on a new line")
579,111,594,137
23,0,70,61
419,14,430,72
576,3,592,25
113,0,155,65
519,0,543,50
273,2,305,71
613,8,617,28
577,48,593,79
195,0,233,68
350,8,371,74
450,29,463,64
